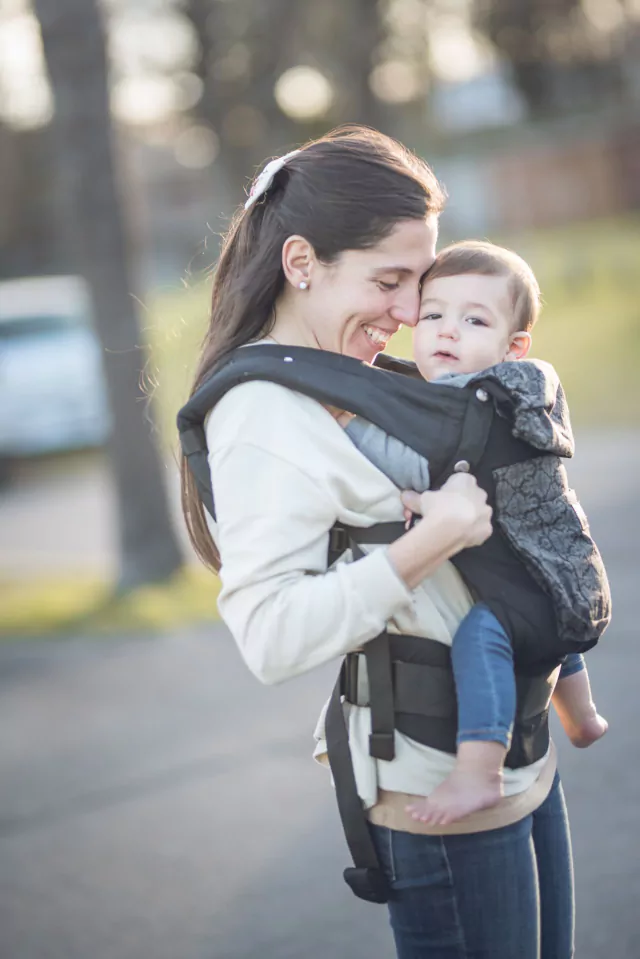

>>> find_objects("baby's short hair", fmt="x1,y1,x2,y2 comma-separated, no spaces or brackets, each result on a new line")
425,240,541,332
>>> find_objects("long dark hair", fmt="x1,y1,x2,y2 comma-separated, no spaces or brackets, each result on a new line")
181,125,445,571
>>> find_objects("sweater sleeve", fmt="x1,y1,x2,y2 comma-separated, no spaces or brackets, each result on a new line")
210,440,413,685
344,416,431,492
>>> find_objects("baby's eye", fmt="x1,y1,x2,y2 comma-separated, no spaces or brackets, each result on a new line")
466,316,488,327
419,312,441,322
377,280,399,292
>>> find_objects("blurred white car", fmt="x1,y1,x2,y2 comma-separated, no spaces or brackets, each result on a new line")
0,275,111,457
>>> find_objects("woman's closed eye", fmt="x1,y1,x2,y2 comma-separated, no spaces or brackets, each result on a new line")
377,280,400,292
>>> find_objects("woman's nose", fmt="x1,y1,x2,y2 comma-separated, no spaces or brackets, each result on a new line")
389,285,421,327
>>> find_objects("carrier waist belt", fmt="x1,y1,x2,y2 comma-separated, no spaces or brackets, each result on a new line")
343,645,555,720
341,632,557,769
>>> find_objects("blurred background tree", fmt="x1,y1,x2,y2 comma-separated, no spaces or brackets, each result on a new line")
474,0,630,116
31,0,183,590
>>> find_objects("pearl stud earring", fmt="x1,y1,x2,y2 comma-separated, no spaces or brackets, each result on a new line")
299,281,308,290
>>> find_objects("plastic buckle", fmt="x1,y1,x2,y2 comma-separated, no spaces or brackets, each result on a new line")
328,526,349,565
369,732,395,761
343,866,389,904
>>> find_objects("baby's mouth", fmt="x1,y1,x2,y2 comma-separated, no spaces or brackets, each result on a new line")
433,350,458,361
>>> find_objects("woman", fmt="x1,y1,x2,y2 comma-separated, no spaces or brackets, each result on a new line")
180,127,574,958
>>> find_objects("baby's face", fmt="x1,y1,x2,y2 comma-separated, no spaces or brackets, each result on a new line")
413,273,527,381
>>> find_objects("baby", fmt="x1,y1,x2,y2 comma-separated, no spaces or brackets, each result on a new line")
341,240,608,826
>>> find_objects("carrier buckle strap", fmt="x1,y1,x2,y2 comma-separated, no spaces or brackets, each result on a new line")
328,522,407,569
364,633,396,761
344,649,457,720
325,667,389,904
342,522,407,546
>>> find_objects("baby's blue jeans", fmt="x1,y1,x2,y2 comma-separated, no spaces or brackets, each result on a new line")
452,602,585,748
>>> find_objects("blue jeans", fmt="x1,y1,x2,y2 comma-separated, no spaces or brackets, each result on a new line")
369,771,574,958
452,603,585,749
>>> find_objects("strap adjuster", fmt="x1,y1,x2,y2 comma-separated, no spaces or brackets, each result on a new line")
369,732,395,761
343,866,389,904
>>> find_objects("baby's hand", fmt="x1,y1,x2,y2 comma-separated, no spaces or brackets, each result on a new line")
324,405,354,428
337,411,354,428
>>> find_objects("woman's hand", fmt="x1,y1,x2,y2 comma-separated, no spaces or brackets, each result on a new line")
401,474,492,550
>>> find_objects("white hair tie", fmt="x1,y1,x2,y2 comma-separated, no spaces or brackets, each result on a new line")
244,149,301,211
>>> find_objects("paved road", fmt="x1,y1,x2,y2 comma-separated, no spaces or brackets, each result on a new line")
0,432,638,958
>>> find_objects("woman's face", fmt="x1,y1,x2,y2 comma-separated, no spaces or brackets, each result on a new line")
304,217,438,363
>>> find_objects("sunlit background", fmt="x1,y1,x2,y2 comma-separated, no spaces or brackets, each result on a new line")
1,5,639,958
1,0,639,614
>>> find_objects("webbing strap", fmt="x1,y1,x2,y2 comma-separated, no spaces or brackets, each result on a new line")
325,668,389,903
342,522,406,545
346,534,397,762
364,634,396,761
325,670,379,869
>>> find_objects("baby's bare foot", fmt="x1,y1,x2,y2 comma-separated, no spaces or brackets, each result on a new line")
406,767,503,827
567,712,608,748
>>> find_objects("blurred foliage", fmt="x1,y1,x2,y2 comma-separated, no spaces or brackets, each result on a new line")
0,566,221,638
473,0,632,116
146,213,640,454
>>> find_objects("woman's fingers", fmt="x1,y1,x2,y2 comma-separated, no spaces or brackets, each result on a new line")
402,473,493,551
441,472,485,495
401,490,422,514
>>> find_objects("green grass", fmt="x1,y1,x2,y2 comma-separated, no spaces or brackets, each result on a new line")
0,567,221,638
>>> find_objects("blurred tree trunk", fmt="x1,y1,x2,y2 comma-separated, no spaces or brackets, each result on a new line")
33,0,183,590
185,0,302,208
334,0,388,130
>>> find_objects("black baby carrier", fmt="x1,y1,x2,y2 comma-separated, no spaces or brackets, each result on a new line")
178,344,611,904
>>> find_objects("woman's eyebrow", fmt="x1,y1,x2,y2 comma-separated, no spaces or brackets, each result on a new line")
371,265,415,276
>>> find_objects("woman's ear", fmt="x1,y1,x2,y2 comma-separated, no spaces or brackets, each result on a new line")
505,330,532,361
282,235,315,290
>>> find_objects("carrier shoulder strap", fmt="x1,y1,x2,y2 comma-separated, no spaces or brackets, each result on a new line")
178,344,476,521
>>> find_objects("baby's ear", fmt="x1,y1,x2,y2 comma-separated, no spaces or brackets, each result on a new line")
505,331,531,361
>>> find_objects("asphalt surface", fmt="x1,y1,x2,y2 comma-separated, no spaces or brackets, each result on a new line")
0,431,638,958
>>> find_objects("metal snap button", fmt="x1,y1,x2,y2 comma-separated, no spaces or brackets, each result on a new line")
454,460,471,473
475,387,489,402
